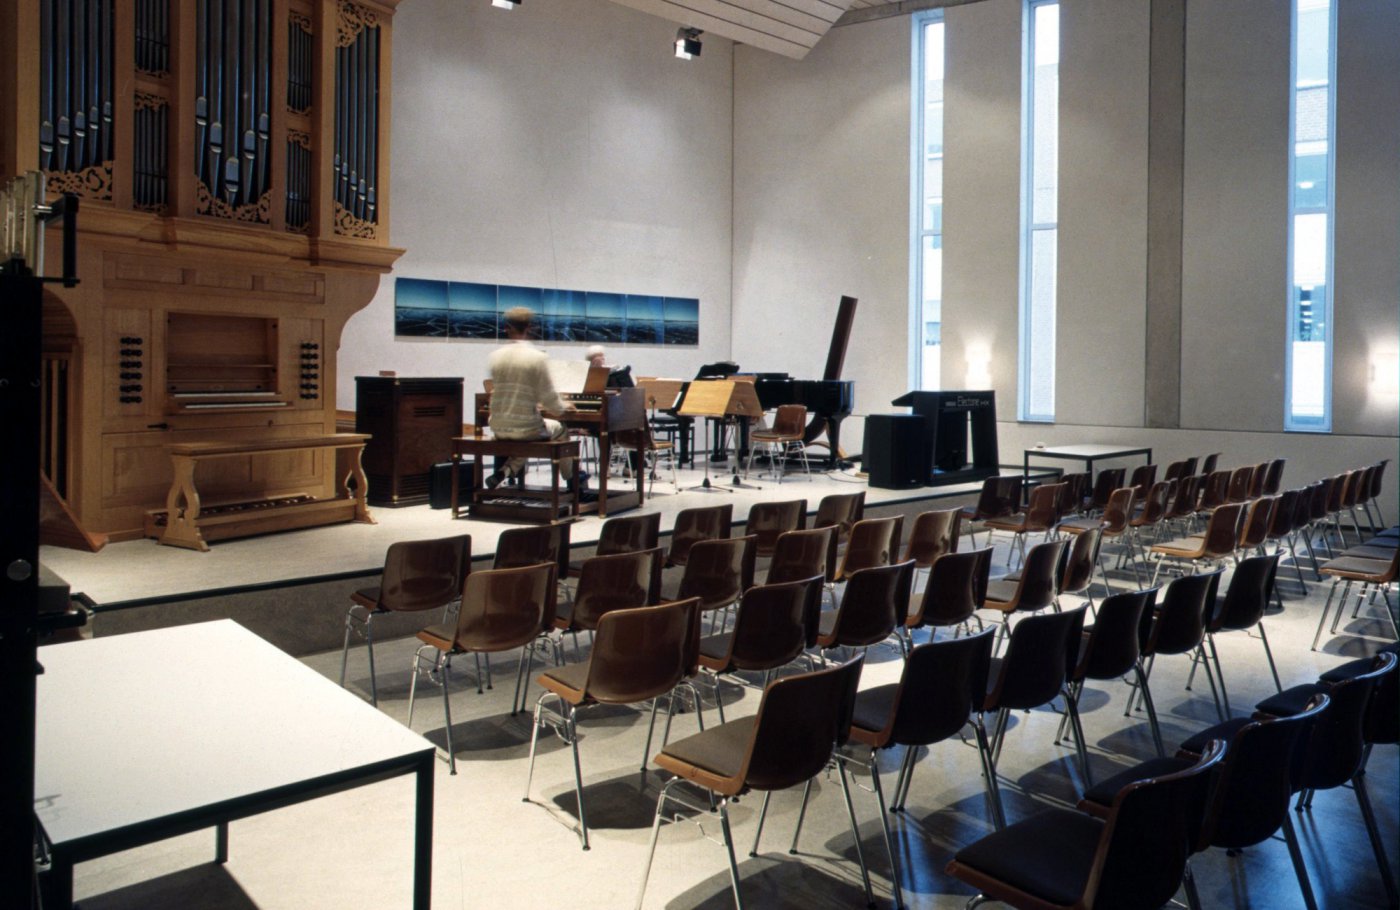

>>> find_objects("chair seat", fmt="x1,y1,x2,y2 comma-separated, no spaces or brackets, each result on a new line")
751,430,800,443
1179,716,1251,755
984,513,1033,533
538,661,591,704
655,716,757,782
848,683,899,746
982,579,1019,610
1149,536,1207,558
698,632,734,669
351,587,382,610
416,623,454,651
1057,517,1101,535
1340,545,1397,561
1320,556,1395,581
1254,682,1326,718
950,807,1104,907
1078,756,1193,813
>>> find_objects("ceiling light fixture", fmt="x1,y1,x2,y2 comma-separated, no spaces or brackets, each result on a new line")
675,27,702,60
491,0,519,9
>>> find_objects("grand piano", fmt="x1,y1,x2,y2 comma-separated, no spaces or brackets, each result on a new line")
750,374,856,471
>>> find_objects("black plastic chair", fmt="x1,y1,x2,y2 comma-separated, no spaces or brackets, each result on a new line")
1191,552,1283,716
902,547,991,646
979,605,1088,826
1125,569,1225,727
947,739,1226,910
816,560,916,657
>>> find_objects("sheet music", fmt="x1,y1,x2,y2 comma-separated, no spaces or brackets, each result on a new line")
547,359,592,395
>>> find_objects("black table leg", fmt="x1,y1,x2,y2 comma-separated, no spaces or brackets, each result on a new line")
215,821,228,863
413,754,434,910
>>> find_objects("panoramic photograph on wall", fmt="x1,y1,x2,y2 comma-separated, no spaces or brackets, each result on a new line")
395,278,699,345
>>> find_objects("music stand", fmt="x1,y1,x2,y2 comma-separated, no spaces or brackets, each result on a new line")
676,380,738,492
724,380,763,489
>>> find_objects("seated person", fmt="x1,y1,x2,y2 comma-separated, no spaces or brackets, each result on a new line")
485,306,582,491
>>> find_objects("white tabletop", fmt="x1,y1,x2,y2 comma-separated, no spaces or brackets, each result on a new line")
35,620,433,849
1025,443,1151,458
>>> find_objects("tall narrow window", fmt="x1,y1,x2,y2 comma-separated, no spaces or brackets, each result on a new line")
1020,0,1058,421
913,13,945,390
1286,0,1334,431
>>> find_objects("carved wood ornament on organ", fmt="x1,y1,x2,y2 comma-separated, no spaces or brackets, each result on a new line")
1,0,405,541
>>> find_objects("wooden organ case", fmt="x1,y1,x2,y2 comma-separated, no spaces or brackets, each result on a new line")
0,1,406,540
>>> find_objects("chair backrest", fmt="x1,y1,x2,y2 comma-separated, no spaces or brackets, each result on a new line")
742,656,864,792
1225,466,1254,503
771,404,807,437
986,605,1087,711
1088,468,1126,511
1262,458,1286,495
910,547,990,629
1165,474,1202,522
1075,588,1156,682
1212,553,1278,634
887,627,996,746
1056,472,1090,517
1023,482,1064,531
828,560,915,647
1363,645,1400,746
1266,488,1301,540
1145,569,1222,656
584,598,701,704
765,526,835,586
1132,481,1172,527
813,491,865,542
678,535,756,611
1197,470,1232,511
1201,501,1245,558
1340,467,1366,509
1306,478,1331,523
837,516,902,578
1245,462,1268,498
1087,740,1227,910
1001,538,1068,612
1205,696,1328,851
1369,459,1389,501
377,534,471,612
667,504,733,566
569,548,661,631
1236,496,1276,549
1293,652,1397,793
1128,463,1158,496
1200,452,1221,474
1058,526,1103,597
902,507,962,568
745,499,807,558
1181,456,1199,477
1324,472,1349,512
977,475,1023,520
453,562,555,652
494,523,570,582
596,512,662,557
1163,460,1188,483
1100,487,1137,534
728,577,825,670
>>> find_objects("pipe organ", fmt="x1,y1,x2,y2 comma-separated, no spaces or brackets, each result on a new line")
2,0,405,541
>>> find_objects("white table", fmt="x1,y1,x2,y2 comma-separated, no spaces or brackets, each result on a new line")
34,620,435,909
1022,443,1154,483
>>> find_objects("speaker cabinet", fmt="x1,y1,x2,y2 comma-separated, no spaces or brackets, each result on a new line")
863,414,928,489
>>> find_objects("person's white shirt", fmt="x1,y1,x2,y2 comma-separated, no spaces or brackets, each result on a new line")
487,340,567,439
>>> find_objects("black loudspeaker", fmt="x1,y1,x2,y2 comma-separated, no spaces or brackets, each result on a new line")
862,414,928,489
428,460,474,510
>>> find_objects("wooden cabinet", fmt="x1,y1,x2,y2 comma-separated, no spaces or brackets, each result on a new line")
355,377,464,506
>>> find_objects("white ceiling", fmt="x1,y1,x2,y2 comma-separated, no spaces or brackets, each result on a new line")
604,0,943,60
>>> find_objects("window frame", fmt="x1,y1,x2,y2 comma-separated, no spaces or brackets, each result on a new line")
910,10,946,392
1018,0,1059,422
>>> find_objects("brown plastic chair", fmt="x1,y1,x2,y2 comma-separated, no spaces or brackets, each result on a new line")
1236,495,1277,561
408,562,555,774
1312,545,1400,651
1124,480,1174,581
525,597,703,850
984,482,1063,569
960,475,1024,547
833,515,903,583
495,523,570,575
1149,501,1244,586
1061,486,1137,587
1200,452,1221,475
1057,525,1105,610
666,503,733,568
1163,473,1203,535
745,404,811,483
1128,463,1158,498
901,507,963,587
817,560,916,655
1082,467,1126,514
1262,457,1286,495
555,548,662,650
813,490,866,546
765,526,836,586
1226,465,1254,503
636,657,870,910
904,547,992,643
340,534,471,707
1196,469,1232,516
1266,488,1310,594
744,498,807,558
566,512,661,578
677,535,757,622
1055,472,1091,518
982,538,1068,652
697,575,824,722
1163,459,1191,482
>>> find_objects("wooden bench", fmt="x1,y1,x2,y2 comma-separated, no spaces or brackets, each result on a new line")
451,436,580,523
144,433,375,551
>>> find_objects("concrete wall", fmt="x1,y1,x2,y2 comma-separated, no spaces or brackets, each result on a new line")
338,0,735,407
731,14,912,447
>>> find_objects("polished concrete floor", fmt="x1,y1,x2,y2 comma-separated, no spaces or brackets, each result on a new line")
60,526,1398,910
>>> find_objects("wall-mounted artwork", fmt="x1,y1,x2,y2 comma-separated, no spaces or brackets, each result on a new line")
395,278,699,346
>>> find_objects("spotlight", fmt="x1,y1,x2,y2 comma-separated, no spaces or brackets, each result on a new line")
491,0,519,8
675,27,702,60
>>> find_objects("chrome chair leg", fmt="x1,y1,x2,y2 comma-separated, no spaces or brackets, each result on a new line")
789,778,814,854
568,705,589,850
1354,772,1400,906
835,759,876,908
718,799,746,910
441,655,456,774
750,790,773,856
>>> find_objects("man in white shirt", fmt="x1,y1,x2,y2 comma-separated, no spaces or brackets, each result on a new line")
485,306,579,489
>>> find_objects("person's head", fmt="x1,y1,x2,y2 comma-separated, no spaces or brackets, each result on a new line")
585,345,606,369
502,306,534,340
